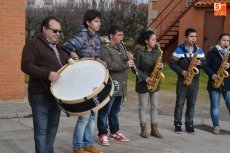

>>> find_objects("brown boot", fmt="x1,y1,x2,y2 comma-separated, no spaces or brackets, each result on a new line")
150,123,163,138
140,123,149,138
73,148,86,153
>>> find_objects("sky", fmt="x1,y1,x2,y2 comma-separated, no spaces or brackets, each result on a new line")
135,0,148,3
31,0,149,8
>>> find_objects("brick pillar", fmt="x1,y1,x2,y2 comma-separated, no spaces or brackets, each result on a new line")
0,0,25,101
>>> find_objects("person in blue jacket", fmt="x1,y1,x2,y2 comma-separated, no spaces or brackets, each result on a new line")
169,28,205,134
62,9,103,153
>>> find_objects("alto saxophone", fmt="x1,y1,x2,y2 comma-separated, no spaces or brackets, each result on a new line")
147,44,165,92
212,48,230,88
183,44,199,86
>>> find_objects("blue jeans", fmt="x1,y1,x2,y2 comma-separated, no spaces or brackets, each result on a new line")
28,94,61,153
73,112,96,149
208,90,230,127
97,96,123,135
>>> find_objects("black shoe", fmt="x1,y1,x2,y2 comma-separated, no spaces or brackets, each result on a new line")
185,125,195,134
175,125,182,134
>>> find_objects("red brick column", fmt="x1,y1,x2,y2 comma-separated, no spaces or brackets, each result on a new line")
0,0,25,100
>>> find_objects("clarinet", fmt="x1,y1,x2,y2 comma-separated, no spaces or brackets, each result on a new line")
120,41,142,82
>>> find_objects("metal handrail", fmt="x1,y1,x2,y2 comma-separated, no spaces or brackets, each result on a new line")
147,0,174,29
157,0,198,41
148,0,184,30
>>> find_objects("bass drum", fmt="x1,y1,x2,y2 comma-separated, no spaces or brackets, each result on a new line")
50,58,114,116
58,77,114,116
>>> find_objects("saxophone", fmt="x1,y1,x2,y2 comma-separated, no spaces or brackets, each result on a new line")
183,44,199,86
212,48,230,88
147,44,165,92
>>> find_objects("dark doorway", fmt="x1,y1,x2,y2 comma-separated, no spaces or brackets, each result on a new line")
203,11,224,54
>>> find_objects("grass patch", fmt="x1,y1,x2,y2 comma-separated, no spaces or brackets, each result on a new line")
127,64,208,92
25,74,29,83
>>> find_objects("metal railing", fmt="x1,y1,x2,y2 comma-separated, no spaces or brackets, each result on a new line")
147,0,199,49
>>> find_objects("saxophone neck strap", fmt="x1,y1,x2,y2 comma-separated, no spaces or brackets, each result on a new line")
179,46,190,60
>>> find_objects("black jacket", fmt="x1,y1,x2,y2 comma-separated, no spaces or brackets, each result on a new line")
21,34,69,95
203,47,230,91
134,47,161,93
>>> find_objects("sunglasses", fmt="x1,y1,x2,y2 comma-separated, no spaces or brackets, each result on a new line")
48,27,63,34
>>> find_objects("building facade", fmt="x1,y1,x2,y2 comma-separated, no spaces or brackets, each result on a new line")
148,0,230,61
0,0,25,101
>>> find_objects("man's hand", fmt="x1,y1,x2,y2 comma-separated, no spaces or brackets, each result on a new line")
49,71,61,83
182,70,189,77
70,52,79,60
194,59,201,66
224,62,230,69
158,63,164,69
127,59,134,68
212,74,218,81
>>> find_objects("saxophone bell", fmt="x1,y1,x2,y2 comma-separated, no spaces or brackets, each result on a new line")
192,67,199,74
222,70,229,77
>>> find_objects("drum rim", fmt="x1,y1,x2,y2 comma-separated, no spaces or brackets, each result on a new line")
58,77,114,116
50,58,109,104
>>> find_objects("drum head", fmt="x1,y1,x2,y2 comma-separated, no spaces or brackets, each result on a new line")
51,59,109,104
58,77,114,116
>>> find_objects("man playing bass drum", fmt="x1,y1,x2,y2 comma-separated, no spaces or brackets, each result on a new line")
169,28,205,134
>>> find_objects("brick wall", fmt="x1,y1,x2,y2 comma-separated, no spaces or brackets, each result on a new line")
0,0,25,101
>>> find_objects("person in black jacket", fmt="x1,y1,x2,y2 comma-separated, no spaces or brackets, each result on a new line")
21,16,69,153
169,28,205,134
133,30,164,138
203,33,230,135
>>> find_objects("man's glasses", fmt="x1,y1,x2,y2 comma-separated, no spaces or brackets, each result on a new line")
48,27,63,34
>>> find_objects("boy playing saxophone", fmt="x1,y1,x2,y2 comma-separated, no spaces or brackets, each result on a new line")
169,28,205,134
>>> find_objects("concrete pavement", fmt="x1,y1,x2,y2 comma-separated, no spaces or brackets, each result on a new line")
0,99,230,153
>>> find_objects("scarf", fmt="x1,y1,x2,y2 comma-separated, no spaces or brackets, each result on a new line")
216,44,228,56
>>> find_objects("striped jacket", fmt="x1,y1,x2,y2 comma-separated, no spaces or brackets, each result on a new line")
62,23,101,58
169,43,205,84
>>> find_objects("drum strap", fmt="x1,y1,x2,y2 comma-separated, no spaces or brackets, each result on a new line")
49,44,63,67
66,112,70,117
